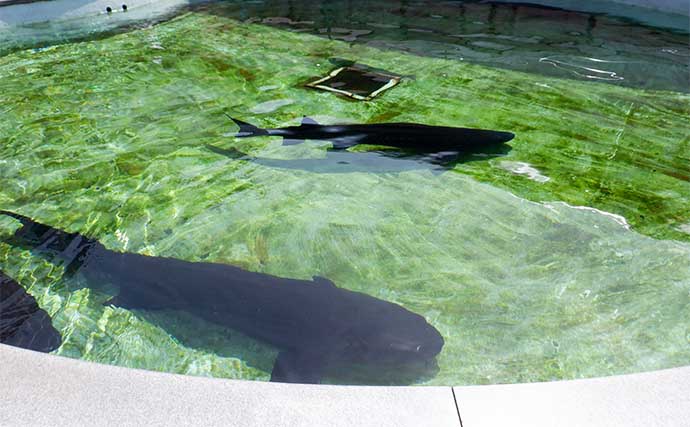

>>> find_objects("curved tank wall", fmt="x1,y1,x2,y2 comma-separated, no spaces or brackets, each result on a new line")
1,0,688,29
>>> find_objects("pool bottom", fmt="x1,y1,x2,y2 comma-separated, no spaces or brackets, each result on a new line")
1,172,688,386
0,10,688,386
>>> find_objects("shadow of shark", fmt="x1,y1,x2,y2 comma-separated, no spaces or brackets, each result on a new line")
205,144,479,175
226,115,514,151
0,210,444,384
1,270,62,353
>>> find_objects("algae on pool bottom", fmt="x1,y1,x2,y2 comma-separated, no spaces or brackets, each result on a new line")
0,11,688,385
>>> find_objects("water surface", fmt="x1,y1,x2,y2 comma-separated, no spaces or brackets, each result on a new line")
0,1,688,385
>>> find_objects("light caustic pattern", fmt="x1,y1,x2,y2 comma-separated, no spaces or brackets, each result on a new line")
0,8,688,385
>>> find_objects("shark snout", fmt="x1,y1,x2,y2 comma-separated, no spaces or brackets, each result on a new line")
388,329,444,360
491,130,515,144
389,341,421,352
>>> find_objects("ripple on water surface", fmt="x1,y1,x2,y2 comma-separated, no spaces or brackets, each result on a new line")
0,4,688,385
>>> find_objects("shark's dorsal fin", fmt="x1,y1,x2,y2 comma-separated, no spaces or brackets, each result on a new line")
312,276,337,288
300,116,320,126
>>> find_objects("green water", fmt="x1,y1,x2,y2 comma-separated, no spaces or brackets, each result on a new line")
0,3,688,385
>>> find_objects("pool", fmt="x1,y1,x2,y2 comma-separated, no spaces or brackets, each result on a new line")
0,0,688,386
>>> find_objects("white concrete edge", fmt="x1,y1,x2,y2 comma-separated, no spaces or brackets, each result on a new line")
3,343,690,427
454,365,690,427
0,344,461,427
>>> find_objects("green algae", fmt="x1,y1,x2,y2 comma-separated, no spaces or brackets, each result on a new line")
0,12,688,385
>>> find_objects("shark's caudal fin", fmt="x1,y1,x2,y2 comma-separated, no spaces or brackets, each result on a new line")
0,210,32,225
224,114,269,138
0,210,52,247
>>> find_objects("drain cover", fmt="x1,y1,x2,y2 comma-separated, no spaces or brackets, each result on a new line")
306,65,401,101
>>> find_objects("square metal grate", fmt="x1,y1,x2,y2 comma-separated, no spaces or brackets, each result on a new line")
306,65,401,101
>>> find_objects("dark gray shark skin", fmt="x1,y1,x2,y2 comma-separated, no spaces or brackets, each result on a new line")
228,115,515,151
0,210,444,384
1,270,62,353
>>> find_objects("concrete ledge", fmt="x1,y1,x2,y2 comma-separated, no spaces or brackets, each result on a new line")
0,344,461,427
3,344,690,426
454,366,690,427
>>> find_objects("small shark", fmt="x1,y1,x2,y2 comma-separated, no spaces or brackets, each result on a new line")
227,115,515,151
1,270,62,353
0,210,444,384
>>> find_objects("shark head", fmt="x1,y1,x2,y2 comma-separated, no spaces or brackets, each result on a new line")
340,294,445,366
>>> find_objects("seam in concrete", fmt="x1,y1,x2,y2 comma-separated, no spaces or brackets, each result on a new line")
453,367,690,427
451,387,463,427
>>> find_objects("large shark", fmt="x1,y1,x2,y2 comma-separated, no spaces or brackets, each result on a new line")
1,270,62,353
0,210,444,384
227,115,515,151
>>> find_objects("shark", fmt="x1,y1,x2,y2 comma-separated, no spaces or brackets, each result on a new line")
1,270,62,353
0,210,444,384
225,115,515,152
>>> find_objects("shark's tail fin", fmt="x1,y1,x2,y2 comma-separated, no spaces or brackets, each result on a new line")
0,210,32,225
224,114,269,138
0,210,96,273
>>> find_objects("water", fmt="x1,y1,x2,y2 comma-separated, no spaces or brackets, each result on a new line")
191,0,690,92
0,1,688,385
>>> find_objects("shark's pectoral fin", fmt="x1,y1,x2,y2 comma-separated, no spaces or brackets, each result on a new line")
270,350,329,384
330,136,364,150
281,139,304,146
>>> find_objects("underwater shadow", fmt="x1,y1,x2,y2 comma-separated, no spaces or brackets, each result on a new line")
206,143,512,175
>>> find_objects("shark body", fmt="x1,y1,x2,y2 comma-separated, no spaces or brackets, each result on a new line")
1,210,444,384
228,115,514,152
